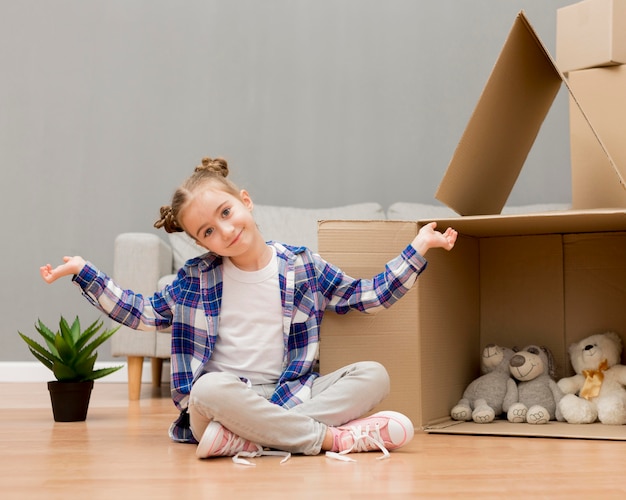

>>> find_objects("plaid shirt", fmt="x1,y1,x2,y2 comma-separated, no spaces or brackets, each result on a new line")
73,241,427,442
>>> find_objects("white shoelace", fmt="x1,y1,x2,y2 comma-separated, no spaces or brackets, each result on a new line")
325,421,391,462
232,450,291,466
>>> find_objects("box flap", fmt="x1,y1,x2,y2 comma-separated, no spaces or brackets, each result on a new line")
418,209,626,237
435,11,623,216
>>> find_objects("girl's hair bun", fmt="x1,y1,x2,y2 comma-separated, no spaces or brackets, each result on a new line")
154,205,183,233
195,157,229,178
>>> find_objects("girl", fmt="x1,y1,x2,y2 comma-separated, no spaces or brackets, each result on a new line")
40,157,457,464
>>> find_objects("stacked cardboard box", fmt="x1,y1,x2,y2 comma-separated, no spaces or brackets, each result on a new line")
557,0,626,73
318,10,626,440
557,0,626,209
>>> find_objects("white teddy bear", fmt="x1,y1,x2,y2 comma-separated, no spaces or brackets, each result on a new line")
558,331,626,425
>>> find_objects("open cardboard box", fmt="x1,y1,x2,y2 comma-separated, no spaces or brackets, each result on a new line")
318,11,626,440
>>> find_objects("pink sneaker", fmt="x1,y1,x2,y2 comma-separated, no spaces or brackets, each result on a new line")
328,411,414,460
196,420,291,465
196,420,263,459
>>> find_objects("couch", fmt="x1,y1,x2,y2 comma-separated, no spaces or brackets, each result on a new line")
111,201,569,399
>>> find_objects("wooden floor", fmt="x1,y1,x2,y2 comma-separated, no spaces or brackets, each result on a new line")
2,383,626,499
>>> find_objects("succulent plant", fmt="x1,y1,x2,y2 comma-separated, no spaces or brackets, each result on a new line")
19,316,122,382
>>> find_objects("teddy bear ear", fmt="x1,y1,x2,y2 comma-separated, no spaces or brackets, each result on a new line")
568,342,577,356
541,346,556,378
606,331,623,351
512,346,520,352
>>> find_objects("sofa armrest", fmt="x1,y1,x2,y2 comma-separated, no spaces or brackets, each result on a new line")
113,233,173,294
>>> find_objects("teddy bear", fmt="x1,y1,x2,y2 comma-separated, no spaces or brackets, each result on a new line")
451,344,517,423
557,331,626,425
506,345,564,424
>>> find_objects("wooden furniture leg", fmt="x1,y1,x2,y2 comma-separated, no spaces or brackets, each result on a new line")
127,356,143,401
151,358,164,388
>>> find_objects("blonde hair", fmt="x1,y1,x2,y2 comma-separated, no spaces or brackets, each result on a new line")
154,157,241,233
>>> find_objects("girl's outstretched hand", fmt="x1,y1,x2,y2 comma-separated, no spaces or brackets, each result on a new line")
40,256,87,284
411,222,458,256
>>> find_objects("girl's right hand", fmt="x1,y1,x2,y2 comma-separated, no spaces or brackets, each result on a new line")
40,256,87,284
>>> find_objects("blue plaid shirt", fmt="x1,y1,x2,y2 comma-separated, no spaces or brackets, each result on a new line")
73,241,427,442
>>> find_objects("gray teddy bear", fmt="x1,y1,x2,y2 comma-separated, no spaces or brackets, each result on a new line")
451,344,517,423
506,345,564,424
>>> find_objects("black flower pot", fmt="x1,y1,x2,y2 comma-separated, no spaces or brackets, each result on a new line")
47,380,94,422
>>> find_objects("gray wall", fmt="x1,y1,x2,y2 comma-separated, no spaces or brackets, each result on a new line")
1,0,574,362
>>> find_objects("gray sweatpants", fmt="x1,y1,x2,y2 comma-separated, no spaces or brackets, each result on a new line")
188,361,390,456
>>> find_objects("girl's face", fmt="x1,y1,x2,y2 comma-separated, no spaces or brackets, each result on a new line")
180,186,262,261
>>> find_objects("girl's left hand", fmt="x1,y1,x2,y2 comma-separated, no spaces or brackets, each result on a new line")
411,222,458,256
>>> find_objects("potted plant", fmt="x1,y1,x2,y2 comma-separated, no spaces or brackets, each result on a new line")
19,316,123,422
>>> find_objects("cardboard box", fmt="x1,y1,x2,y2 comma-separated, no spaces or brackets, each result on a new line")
556,0,626,73
318,12,626,440
568,65,626,209
319,216,626,439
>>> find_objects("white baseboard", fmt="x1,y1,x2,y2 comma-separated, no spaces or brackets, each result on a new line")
0,361,170,383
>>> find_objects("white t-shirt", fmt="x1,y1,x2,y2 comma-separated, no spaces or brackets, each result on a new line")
203,246,284,385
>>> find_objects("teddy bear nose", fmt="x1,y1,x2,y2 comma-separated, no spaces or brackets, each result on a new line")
510,355,525,367
584,344,594,351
